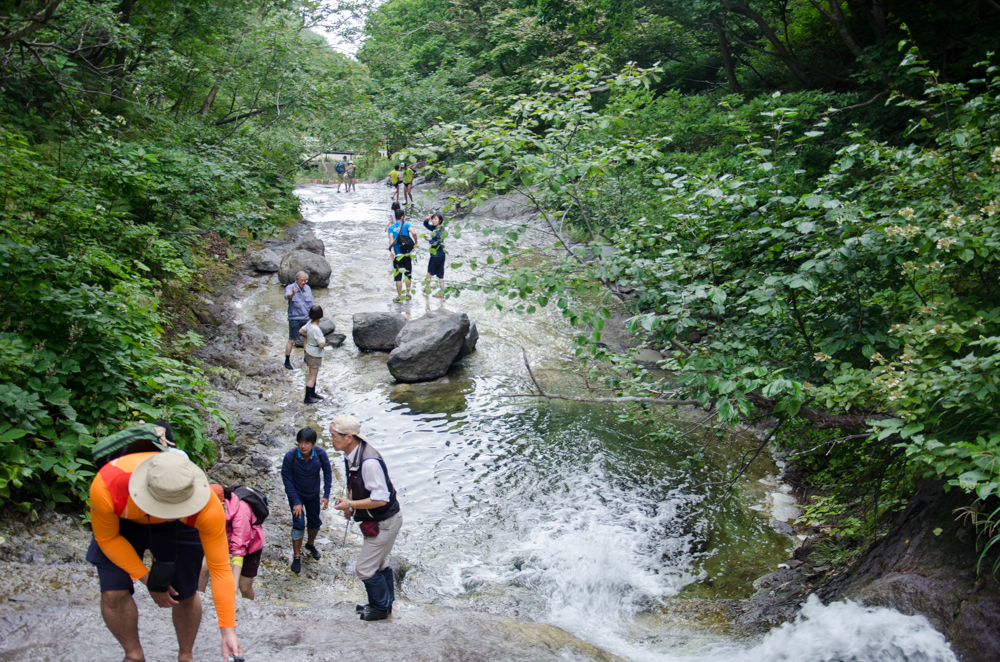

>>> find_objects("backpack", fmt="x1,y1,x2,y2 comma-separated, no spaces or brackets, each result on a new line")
92,423,171,468
394,222,415,255
335,161,346,174
230,485,270,526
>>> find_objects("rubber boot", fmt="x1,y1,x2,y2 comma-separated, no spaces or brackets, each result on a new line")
359,572,390,619
380,567,395,611
304,386,320,405
284,354,293,370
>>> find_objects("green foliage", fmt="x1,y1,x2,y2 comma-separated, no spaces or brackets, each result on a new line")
406,46,1000,542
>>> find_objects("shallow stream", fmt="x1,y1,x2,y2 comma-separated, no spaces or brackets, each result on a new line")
223,182,957,662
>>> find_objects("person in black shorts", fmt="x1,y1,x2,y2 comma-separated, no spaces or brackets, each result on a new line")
422,212,447,298
388,209,418,302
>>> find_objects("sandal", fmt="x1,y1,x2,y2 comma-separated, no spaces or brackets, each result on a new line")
392,297,403,303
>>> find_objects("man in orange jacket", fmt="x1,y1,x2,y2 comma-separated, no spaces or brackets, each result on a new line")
86,451,243,662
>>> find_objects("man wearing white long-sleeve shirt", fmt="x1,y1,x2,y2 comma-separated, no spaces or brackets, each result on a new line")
330,415,401,621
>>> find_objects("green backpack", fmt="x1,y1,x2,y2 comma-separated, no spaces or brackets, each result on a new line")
92,423,172,468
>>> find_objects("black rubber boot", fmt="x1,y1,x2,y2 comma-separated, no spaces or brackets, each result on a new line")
284,355,293,370
304,386,320,404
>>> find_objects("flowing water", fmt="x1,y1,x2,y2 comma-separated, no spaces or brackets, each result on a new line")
226,182,957,662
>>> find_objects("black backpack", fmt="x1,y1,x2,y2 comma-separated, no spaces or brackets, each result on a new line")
395,223,415,255
230,485,270,526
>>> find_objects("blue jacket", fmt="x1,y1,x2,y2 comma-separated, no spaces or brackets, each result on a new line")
285,282,313,320
281,446,332,505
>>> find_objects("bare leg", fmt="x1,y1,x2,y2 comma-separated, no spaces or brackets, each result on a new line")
436,278,445,297
293,537,302,558
394,281,403,300
100,590,144,662
285,338,295,357
306,366,319,388
307,529,319,546
239,576,255,600
197,558,209,592
404,277,412,297
172,592,202,662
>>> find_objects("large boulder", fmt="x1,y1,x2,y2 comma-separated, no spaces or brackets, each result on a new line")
278,250,332,288
296,237,325,256
318,317,336,336
249,249,280,272
325,333,346,348
352,313,407,352
387,311,469,383
456,322,478,360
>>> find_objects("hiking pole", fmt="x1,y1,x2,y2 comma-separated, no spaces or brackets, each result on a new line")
343,518,350,545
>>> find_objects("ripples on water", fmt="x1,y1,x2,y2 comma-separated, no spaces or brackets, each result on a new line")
237,184,958,662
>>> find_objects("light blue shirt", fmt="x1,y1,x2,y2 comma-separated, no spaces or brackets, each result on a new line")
285,282,313,320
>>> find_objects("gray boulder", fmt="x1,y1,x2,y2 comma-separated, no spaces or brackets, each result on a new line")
296,237,325,256
278,250,332,288
635,348,663,367
352,312,407,352
249,249,280,272
456,322,478,360
318,317,336,336
325,333,346,348
387,311,470,383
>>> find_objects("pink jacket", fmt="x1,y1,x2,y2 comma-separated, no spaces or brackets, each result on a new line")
223,493,265,557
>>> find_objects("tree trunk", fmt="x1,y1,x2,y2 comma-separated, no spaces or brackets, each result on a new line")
719,0,811,84
200,84,220,115
714,20,743,93
809,0,893,88
0,0,63,47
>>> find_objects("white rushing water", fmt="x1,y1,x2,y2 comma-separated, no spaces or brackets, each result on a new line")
246,183,960,662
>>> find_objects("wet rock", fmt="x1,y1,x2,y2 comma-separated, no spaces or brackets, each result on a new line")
237,323,271,350
295,237,325,256
387,311,469,383
455,321,478,360
635,348,663,366
318,317,336,336
769,519,795,536
278,250,332,289
469,192,536,220
325,333,346,348
352,312,406,352
249,249,280,272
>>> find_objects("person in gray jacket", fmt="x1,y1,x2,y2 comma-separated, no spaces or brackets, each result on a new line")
284,271,313,369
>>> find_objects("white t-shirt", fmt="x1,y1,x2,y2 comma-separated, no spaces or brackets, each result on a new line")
301,322,325,357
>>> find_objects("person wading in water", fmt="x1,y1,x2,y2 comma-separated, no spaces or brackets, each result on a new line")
281,427,332,574
283,271,313,370
330,415,402,621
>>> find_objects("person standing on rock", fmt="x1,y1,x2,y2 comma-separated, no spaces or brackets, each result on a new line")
86,452,244,662
422,212,446,298
284,271,313,370
198,484,266,600
299,304,326,404
388,209,418,303
281,427,332,574
330,414,402,621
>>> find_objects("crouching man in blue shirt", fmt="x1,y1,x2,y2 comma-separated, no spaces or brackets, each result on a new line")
281,428,332,574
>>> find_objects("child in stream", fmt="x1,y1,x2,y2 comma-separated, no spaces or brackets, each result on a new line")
422,212,446,298
299,304,326,404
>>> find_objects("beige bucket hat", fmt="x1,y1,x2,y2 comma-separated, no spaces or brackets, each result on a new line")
331,414,367,442
128,452,211,519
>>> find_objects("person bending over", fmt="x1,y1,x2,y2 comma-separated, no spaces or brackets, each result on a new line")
87,452,243,662
199,484,266,600
281,427,332,574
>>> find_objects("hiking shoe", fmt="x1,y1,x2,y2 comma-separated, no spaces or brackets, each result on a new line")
291,556,301,574
359,605,389,621
304,543,321,560
356,603,392,614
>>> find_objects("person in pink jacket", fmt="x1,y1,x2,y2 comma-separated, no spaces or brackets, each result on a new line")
199,484,266,599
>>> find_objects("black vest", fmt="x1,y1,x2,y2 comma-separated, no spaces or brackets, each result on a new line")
345,441,400,522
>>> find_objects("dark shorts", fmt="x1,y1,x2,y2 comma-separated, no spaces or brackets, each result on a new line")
288,319,307,341
240,549,263,578
86,520,204,600
427,253,446,279
289,494,322,537
393,256,413,282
